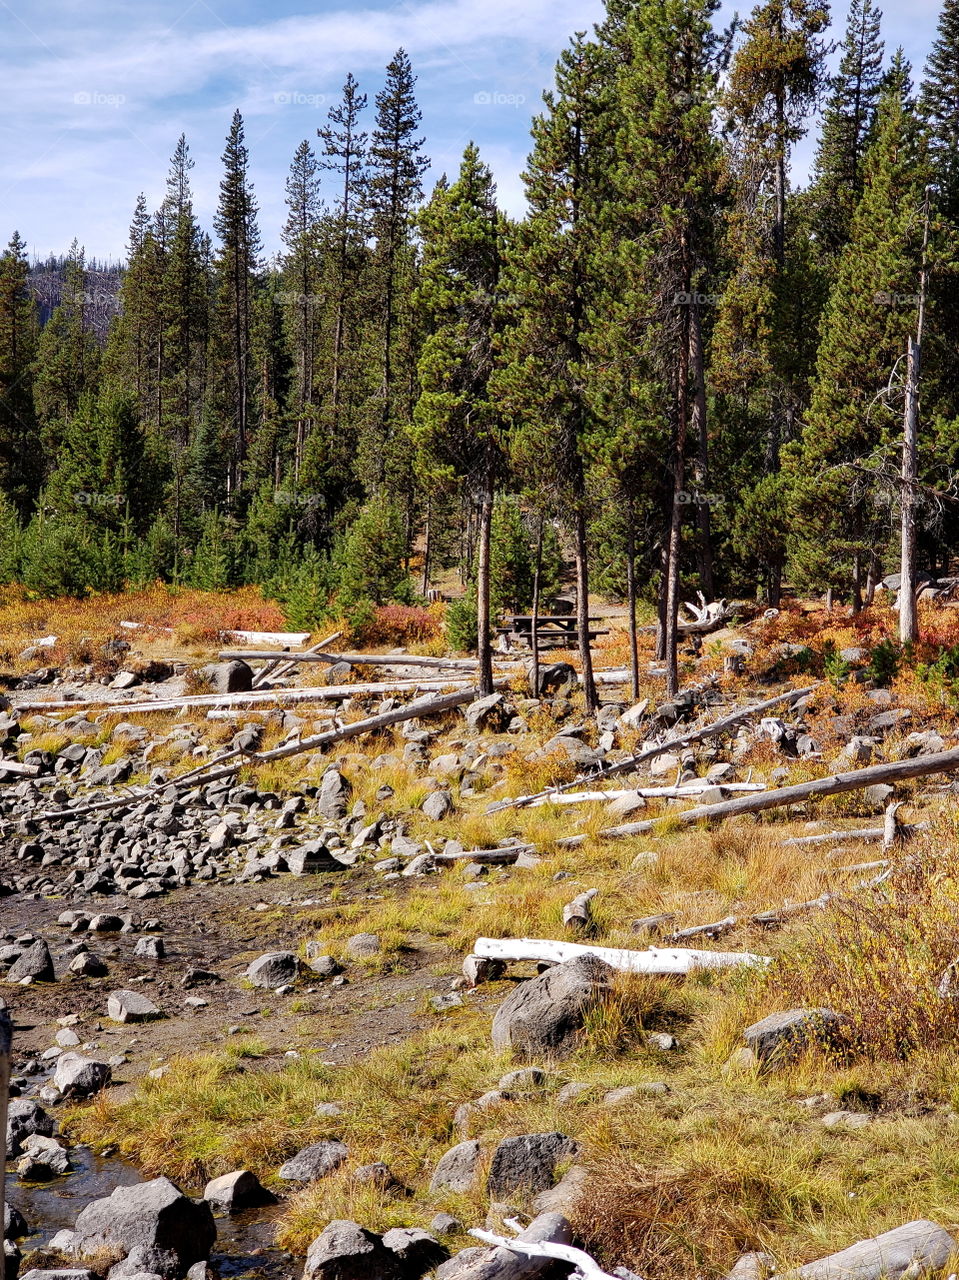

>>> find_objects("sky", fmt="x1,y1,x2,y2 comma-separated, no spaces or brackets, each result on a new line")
0,0,948,264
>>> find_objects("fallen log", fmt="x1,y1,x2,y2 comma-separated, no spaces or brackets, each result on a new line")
670,915,738,942
403,844,537,875
778,1218,956,1280
487,683,821,813
563,888,598,932
557,747,959,845
251,630,342,688
0,760,41,777
16,676,480,716
783,820,928,847
519,781,767,808
0,1009,11,1280
470,1218,626,1280
222,648,483,671
472,935,770,973
220,629,311,646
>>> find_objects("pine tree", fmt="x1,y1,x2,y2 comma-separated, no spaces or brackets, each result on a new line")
808,0,885,257
212,110,262,495
789,56,929,598
493,35,613,711
281,139,324,478
34,241,101,436
364,49,429,496
0,231,40,511
412,145,505,695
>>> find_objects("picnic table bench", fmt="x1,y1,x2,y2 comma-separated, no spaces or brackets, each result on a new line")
496,614,609,649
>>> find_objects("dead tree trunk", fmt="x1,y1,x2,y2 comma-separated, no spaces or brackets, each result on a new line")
689,301,714,598
574,503,598,712
664,312,690,698
476,486,494,698
626,511,640,702
530,511,544,698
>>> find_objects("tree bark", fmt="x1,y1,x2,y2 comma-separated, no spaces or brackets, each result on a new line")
900,335,920,645
574,503,598,711
689,301,714,597
530,511,544,698
476,485,495,697
664,313,690,697
626,510,640,701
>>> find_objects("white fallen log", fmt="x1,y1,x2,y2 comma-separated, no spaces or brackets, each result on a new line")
557,749,959,846
0,760,41,777
220,630,311,646
120,620,174,634
0,1009,11,1280
518,781,767,808
470,1218,629,1280
252,630,342,688
777,1219,956,1280
473,936,770,973
403,845,537,876
222,648,484,671
16,677,481,716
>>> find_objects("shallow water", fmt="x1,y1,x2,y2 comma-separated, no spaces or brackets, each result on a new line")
7,1147,296,1280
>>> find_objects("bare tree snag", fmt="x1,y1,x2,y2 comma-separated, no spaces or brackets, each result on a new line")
472,936,770,973
563,888,598,933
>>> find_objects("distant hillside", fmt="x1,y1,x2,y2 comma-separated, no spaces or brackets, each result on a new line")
28,256,123,342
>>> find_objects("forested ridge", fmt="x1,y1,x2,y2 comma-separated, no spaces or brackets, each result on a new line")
2,0,958,695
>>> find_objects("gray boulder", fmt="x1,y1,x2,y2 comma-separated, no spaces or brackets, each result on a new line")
107,990,161,1023
6,940,55,984
202,1169,273,1212
743,1008,847,1063
436,1212,573,1280
317,768,351,820
198,661,253,694
72,1176,216,1278
463,694,510,733
18,1133,71,1178
302,1221,403,1280
20,1273,97,1280
430,1140,482,1194
7,1098,55,1157
277,1139,348,1183
422,791,453,821
54,1053,112,1098
486,1132,577,1197
345,933,380,958
245,952,300,990
4,1204,28,1240
491,955,613,1059
382,1228,449,1273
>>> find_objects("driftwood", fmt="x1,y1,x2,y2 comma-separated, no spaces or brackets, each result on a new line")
0,1008,10,1280
221,629,311,646
472,936,770,974
488,683,820,813
563,888,598,932
780,1218,956,1280
17,677,482,716
223,648,483,671
670,915,738,942
519,781,767,808
783,821,928,848
403,844,537,875
462,1213,583,1280
558,749,959,845
251,630,342,688
470,1218,630,1280
0,760,41,777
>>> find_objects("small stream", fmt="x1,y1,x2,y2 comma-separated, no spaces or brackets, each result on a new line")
7,1146,297,1280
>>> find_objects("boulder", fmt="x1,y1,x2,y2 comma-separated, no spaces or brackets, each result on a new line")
345,933,380,958
7,1098,55,1157
20,1273,97,1280
198,662,253,694
202,1169,273,1212
4,1204,28,1240
491,955,613,1059
107,990,161,1023
742,1008,847,1063
245,952,300,990
72,1177,216,1278
54,1053,112,1098
486,1132,577,1197
430,1140,482,1195
422,791,453,821
463,695,510,734
529,663,577,697
382,1228,449,1273
18,1133,71,1177
317,768,351,820
302,1221,404,1280
70,952,108,978
277,1139,349,1183
436,1212,573,1280
6,940,55,984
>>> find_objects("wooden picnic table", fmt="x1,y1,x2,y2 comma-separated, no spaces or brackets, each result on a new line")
496,614,609,649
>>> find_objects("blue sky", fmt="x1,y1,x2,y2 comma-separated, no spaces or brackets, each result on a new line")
0,0,945,263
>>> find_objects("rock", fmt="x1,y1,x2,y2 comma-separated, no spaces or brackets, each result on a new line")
382,1228,449,1273
202,1170,273,1211
5,1204,28,1240
20,1273,97,1280
6,940,55,984
326,661,353,686
7,1098,55,1156
486,1132,577,1197
54,1053,112,1098
352,1162,398,1189
422,791,453,821
72,1176,216,1277
198,661,253,694
868,708,912,733
649,752,680,778
245,952,300,990
491,955,613,1059
430,1214,463,1237
863,783,895,808
277,1139,349,1182
89,915,125,933
498,1067,546,1092
345,933,380,958
463,694,510,734
107,990,161,1023
430,1139,482,1194
317,768,351,820
436,1211,573,1280
727,1252,776,1280
791,1220,954,1280
531,1163,589,1215
286,843,345,875
134,938,165,960
302,1221,403,1280
70,952,108,978
19,1133,71,1177
742,1008,847,1063
308,954,342,979
529,663,577,697
821,1110,873,1130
